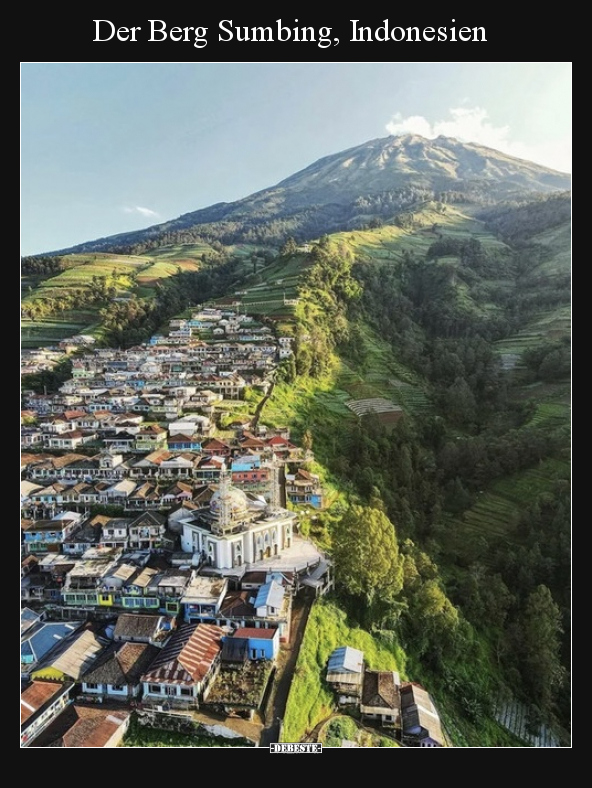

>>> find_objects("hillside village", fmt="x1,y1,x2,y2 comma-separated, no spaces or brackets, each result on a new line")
21,301,445,748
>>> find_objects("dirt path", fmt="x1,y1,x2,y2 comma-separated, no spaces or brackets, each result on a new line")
259,590,314,747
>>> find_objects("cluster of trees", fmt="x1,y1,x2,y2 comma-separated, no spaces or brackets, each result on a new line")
478,192,571,243
21,357,73,394
21,255,64,275
99,257,246,348
291,239,362,380
22,275,123,320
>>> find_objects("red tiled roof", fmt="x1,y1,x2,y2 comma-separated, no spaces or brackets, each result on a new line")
21,681,68,725
62,706,130,748
233,628,277,640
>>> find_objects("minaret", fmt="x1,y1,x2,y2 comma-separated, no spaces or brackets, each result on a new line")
268,456,280,510
216,467,232,532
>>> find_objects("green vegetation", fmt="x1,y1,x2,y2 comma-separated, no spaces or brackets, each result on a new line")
318,715,399,747
282,598,406,743
121,715,253,747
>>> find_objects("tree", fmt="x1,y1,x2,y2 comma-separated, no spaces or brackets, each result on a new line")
516,584,566,715
331,505,404,624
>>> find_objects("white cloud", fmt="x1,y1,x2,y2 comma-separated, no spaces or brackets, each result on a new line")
122,205,160,218
386,107,571,173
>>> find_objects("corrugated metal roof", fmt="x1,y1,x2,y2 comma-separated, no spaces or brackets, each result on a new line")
254,580,284,610
46,630,107,680
327,646,364,675
142,623,223,685
22,621,84,665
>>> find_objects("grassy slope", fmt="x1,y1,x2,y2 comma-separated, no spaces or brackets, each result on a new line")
282,598,407,743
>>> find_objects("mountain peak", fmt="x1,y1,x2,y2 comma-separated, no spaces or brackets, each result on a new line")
44,134,571,257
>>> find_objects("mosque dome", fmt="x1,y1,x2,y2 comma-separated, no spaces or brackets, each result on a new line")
210,486,249,519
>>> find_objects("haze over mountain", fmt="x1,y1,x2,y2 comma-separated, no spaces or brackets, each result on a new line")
44,134,571,257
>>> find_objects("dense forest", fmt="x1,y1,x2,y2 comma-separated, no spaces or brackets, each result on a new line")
281,199,570,740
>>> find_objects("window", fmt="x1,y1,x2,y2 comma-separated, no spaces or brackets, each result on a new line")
164,686,177,696
148,684,161,694
179,687,192,697
85,683,99,690
110,685,125,693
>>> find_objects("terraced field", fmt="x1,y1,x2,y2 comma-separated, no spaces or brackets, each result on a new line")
444,458,570,562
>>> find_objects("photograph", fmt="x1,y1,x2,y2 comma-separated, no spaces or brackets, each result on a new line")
21,62,571,748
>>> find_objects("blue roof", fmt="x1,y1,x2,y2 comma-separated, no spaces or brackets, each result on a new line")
21,621,84,664
231,456,261,471
21,607,41,635
327,646,364,674
254,580,284,610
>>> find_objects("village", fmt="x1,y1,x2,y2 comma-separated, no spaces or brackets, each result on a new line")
21,304,444,748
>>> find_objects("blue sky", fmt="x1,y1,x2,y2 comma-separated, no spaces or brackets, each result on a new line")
21,62,571,256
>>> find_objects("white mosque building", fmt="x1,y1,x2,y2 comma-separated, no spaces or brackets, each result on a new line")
179,471,297,571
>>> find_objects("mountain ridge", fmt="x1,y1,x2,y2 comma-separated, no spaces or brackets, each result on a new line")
37,134,571,257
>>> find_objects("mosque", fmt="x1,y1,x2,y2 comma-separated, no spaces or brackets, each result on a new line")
179,470,297,571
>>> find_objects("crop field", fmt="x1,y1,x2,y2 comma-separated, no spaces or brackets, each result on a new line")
21,310,99,347
494,696,561,747
526,402,571,428
135,259,200,283
145,242,213,260
330,204,508,266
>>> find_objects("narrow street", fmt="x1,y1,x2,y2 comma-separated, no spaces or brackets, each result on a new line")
259,589,315,747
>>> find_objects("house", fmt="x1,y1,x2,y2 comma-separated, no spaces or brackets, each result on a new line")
167,433,202,452
21,680,74,747
141,622,224,708
326,646,364,702
231,454,270,486
201,438,232,457
20,607,43,636
128,511,167,550
360,670,401,729
181,575,228,623
21,620,84,677
266,435,298,459
36,705,131,748
134,424,168,453
119,567,161,612
113,612,175,646
126,481,161,510
61,549,122,607
254,580,284,618
159,453,198,479
99,517,133,549
101,479,137,505
62,515,105,555
45,429,96,450
400,682,445,747
154,568,192,615
31,628,110,683
160,481,194,505
230,627,279,661
285,468,323,509
22,512,83,554
81,642,160,701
